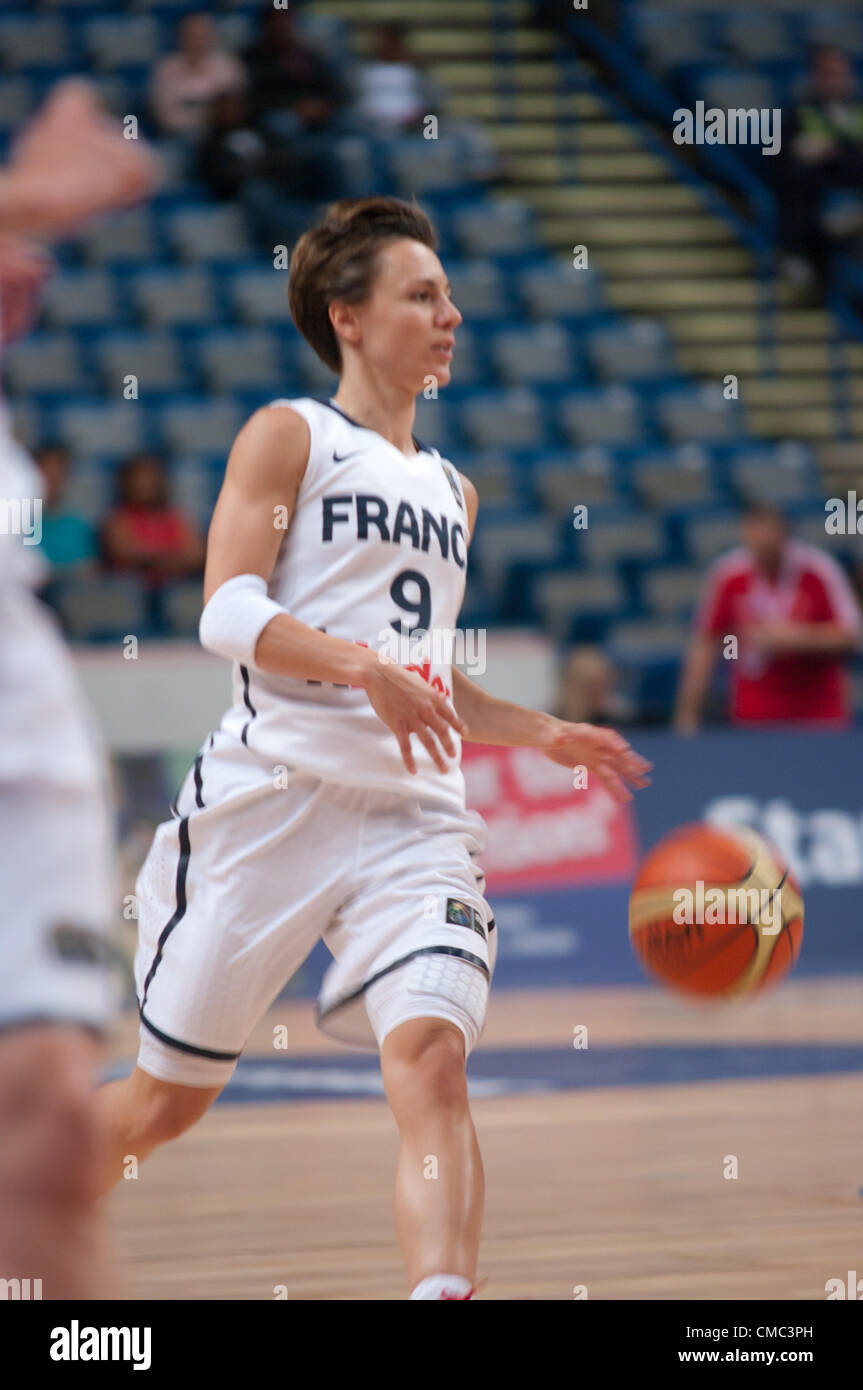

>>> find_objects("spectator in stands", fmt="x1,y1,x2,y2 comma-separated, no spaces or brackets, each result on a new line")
101,453,204,589
150,12,246,138
778,47,863,289
353,23,440,135
555,646,633,726
242,6,345,134
674,504,862,731
34,444,98,578
197,88,340,249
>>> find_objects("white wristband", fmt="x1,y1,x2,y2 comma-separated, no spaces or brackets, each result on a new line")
198,572,285,667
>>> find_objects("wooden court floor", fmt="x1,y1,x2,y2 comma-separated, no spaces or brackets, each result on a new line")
106,976,863,1300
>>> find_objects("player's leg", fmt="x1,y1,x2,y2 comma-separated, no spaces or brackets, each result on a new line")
318,790,497,1297
0,1025,115,1298
379,1014,483,1298
95,1066,224,1193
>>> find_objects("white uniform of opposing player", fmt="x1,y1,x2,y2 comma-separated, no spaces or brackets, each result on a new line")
134,396,496,1087
0,397,116,1033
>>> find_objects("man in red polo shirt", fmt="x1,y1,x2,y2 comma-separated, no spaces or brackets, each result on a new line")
675,505,862,730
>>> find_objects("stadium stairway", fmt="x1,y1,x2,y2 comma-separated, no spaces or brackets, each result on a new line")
313,0,863,499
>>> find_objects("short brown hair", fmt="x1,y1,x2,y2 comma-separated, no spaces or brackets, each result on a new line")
287,196,438,374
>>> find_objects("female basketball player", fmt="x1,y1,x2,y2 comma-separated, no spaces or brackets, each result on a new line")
97,196,650,1299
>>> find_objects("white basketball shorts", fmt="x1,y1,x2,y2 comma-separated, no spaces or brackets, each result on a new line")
0,579,118,1036
134,730,497,1088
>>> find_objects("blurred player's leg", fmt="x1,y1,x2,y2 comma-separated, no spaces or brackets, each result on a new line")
0,1028,113,1299
0,415,122,1296
95,1067,224,1193
380,1018,483,1298
0,78,156,1299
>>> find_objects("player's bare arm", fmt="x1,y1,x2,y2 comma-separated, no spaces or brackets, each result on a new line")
203,405,466,774
450,667,651,803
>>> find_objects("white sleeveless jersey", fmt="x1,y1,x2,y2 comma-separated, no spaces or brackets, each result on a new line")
217,396,472,809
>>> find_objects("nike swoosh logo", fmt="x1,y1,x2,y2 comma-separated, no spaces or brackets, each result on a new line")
332,450,365,463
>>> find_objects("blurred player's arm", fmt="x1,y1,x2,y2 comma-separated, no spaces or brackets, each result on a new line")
673,634,718,735
0,81,156,236
745,619,862,657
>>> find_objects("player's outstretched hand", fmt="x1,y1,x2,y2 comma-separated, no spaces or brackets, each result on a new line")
9,79,158,236
537,719,652,803
361,655,468,775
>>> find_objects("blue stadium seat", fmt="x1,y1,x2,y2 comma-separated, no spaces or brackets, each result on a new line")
577,510,665,567
56,402,147,458
460,388,546,450
61,462,112,523
588,319,676,384
195,329,284,392
518,261,603,319
229,268,296,325
631,6,712,73
0,77,33,131
161,578,205,638
632,444,719,510
94,330,186,394
164,205,252,262
641,565,706,620
3,334,91,395
452,199,538,258
83,15,162,70
721,14,797,65
559,386,644,448
534,453,618,517
76,207,160,265
132,269,217,327
488,322,579,386
0,16,73,69
54,575,146,643
169,459,221,529
157,398,242,456
684,510,745,566
39,270,119,328
469,509,563,590
805,9,863,56
532,567,628,639
446,261,510,319
655,384,745,445
388,136,474,198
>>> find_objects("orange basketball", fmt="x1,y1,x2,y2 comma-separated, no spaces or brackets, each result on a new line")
628,822,804,997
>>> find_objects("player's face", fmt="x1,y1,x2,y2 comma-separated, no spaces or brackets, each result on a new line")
354,238,462,394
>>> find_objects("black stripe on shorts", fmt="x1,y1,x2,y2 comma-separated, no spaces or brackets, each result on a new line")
315,944,489,1029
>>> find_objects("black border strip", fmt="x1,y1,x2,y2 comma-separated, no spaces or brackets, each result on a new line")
316,396,433,454
315,944,489,1027
192,750,205,808
140,816,190,1009
139,1009,241,1062
239,665,257,746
